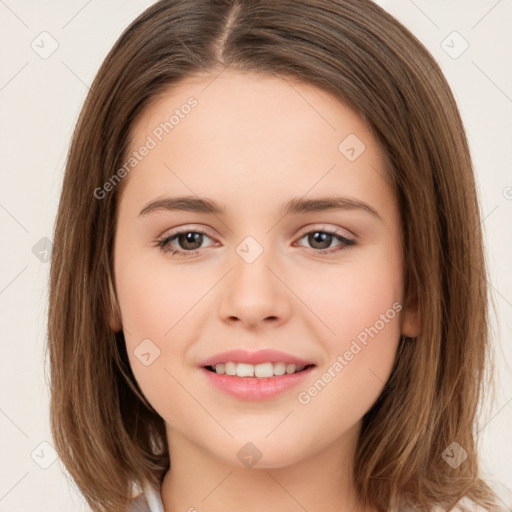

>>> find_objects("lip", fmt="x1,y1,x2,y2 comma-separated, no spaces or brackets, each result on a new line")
200,365,316,401
198,348,315,367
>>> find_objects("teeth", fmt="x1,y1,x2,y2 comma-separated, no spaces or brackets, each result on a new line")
255,362,273,378
225,362,236,375
273,362,286,376
211,362,309,377
236,363,254,377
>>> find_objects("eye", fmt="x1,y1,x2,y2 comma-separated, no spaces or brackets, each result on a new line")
295,227,356,254
157,228,215,257
156,226,356,258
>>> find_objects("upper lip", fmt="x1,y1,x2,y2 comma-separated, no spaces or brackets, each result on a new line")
199,349,315,367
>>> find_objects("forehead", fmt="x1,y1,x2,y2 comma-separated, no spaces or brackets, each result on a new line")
129,69,377,158
121,70,393,219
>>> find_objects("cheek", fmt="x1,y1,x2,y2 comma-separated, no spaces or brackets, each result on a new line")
298,244,403,408
115,250,204,342
114,253,203,420
305,243,403,346
113,246,191,388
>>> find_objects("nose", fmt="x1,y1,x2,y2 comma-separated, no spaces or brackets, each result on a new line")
218,246,292,330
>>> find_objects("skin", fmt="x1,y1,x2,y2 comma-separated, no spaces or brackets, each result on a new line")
112,69,420,512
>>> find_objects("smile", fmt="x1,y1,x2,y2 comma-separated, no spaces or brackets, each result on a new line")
205,361,313,377
200,364,316,401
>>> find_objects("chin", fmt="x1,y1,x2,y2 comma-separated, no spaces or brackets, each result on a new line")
206,435,311,470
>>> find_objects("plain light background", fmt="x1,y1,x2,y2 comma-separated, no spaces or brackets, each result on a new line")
0,0,511,510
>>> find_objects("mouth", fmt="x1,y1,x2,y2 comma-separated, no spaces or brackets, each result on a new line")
200,361,317,401
198,348,317,400
203,362,316,378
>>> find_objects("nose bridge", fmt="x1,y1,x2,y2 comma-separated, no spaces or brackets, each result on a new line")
232,233,279,298
219,233,290,325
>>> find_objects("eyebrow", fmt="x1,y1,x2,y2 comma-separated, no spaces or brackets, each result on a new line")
139,195,382,220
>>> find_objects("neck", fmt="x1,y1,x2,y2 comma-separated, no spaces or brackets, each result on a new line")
161,422,378,512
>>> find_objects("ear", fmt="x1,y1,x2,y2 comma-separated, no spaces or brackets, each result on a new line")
401,290,420,338
107,274,122,332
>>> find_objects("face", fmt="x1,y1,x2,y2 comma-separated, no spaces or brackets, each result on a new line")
112,70,419,469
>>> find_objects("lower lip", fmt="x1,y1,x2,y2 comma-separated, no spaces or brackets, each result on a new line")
200,366,315,400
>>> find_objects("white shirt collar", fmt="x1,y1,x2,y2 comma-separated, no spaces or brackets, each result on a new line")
143,479,165,512
128,480,164,512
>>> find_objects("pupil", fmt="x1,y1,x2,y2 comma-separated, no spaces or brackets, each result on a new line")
180,232,202,250
310,232,331,250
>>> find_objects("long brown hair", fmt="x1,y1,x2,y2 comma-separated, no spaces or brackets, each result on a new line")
47,1,499,510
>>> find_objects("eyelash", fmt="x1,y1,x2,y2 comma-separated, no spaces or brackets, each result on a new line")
156,226,356,258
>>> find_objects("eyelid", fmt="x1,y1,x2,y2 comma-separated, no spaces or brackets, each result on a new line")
156,223,357,259
159,224,215,239
159,223,355,243
295,223,355,240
